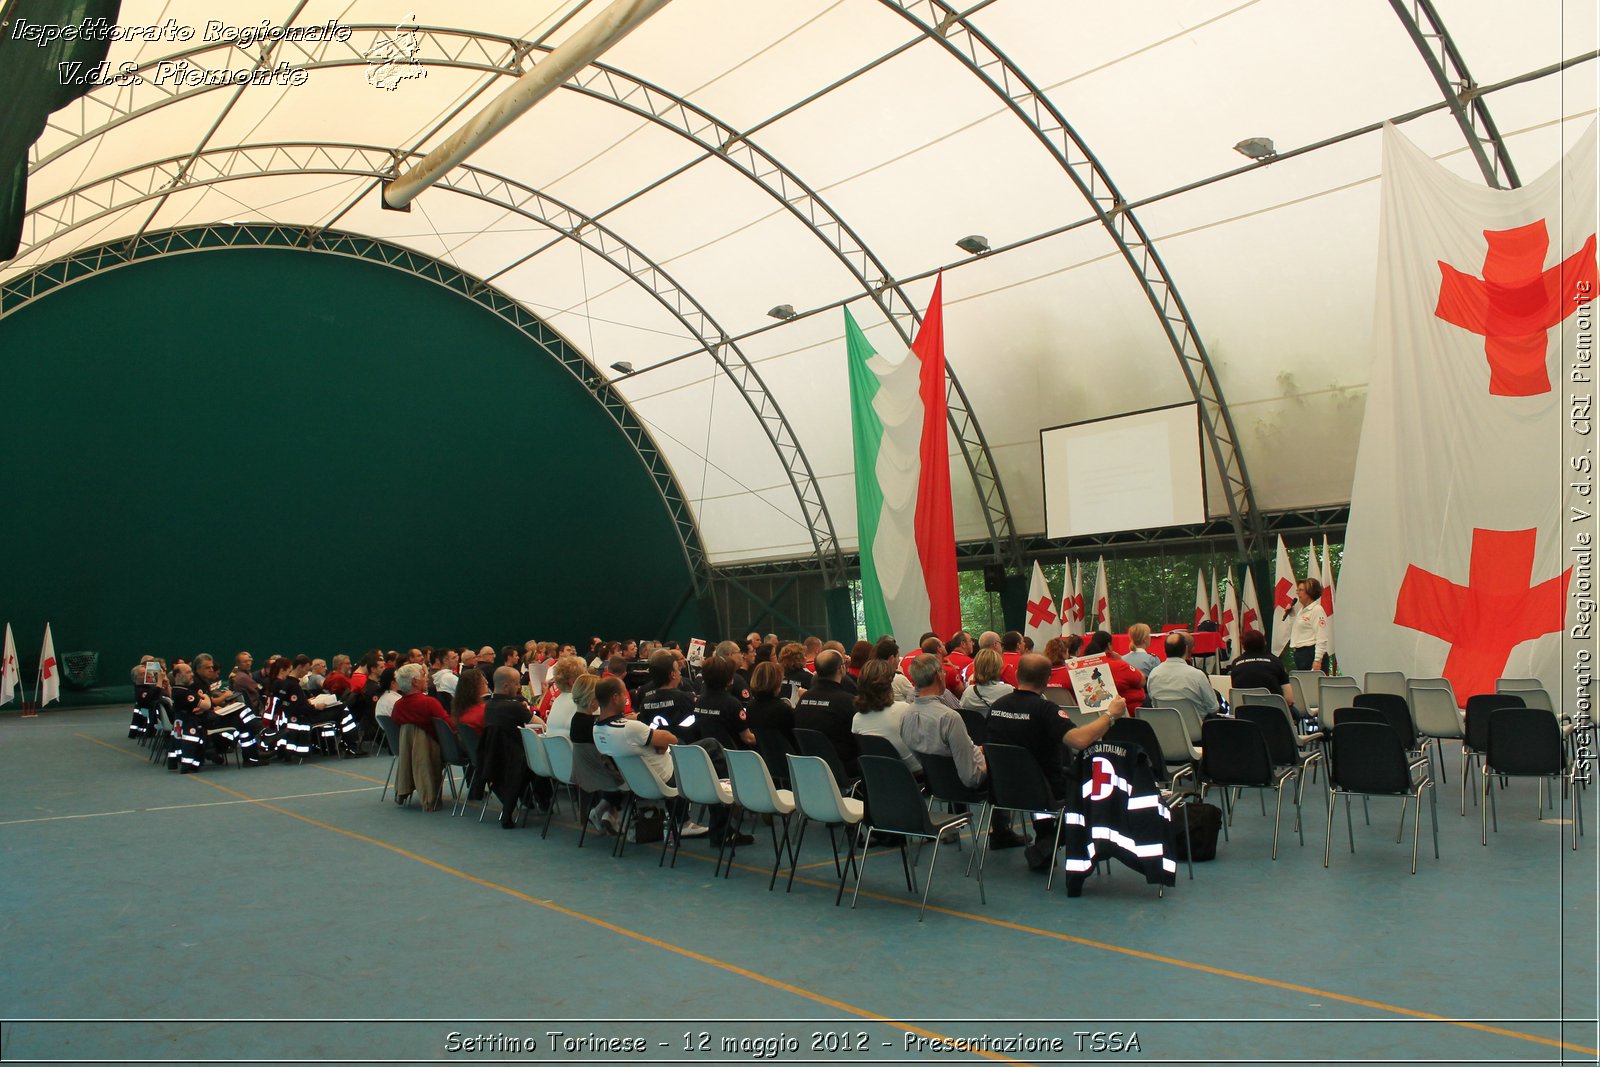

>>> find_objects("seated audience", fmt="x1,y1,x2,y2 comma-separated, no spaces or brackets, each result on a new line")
794,649,860,779
1124,624,1160,678
1147,632,1222,721
451,667,489,735
390,663,447,810
852,659,919,772
959,648,1013,716
747,660,797,751
899,653,983,787
1228,629,1297,711
1081,631,1147,714
695,655,754,749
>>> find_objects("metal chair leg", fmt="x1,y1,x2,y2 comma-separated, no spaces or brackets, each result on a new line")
1323,789,1337,868
918,834,945,922
849,823,871,909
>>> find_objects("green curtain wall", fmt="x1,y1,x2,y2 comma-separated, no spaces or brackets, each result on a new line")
0,247,701,702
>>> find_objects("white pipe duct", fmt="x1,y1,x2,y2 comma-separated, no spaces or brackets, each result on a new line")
383,0,674,209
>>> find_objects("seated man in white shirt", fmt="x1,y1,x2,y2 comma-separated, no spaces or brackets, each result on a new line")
590,676,711,839
1146,632,1221,722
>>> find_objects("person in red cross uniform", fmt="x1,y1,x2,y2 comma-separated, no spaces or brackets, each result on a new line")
1285,578,1330,673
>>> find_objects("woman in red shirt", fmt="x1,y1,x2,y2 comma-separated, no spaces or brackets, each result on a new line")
1082,631,1147,714
451,667,488,735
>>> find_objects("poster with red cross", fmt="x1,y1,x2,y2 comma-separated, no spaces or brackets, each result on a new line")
1340,122,1596,708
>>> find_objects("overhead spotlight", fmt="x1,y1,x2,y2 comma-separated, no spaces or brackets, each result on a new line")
609,360,634,374
767,304,796,320
1233,137,1277,160
956,234,990,255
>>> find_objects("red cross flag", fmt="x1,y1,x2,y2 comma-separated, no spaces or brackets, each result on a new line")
1058,562,1079,638
1193,568,1207,631
38,622,59,707
1222,569,1240,654
1340,123,1596,707
1092,556,1111,633
1319,535,1337,656
1240,565,1262,640
1023,560,1058,649
0,624,17,707
1270,535,1297,654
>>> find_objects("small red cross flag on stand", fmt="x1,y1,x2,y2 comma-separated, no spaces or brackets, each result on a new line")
1240,565,1262,639
1339,122,1595,706
38,623,60,709
1092,557,1111,633
1193,568,1208,631
1208,568,1220,628
0,623,18,707
1270,535,1297,655
1222,570,1241,655
1023,560,1058,649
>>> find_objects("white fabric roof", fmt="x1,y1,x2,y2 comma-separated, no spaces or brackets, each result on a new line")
9,0,1596,565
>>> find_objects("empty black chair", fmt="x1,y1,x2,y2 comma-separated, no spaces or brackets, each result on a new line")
1463,694,1524,808
1482,706,1583,849
1354,692,1418,750
1236,704,1324,809
795,728,857,795
1200,717,1302,859
1324,722,1437,874
981,744,1070,891
852,755,971,920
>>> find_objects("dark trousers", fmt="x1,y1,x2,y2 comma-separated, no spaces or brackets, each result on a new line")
1292,647,1322,672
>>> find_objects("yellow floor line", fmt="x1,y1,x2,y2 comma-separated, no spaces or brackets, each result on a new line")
76,732,1597,1056
176,770,1028,1066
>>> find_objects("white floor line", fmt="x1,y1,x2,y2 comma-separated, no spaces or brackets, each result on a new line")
0,786,380,826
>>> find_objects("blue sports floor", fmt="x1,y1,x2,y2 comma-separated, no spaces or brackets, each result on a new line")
0,706,1595,1066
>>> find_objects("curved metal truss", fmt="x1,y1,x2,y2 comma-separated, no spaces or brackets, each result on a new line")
879,0,1262,555
14,141,845,586
1388,0,1520,189
0,221,715,597
26,22,1021,565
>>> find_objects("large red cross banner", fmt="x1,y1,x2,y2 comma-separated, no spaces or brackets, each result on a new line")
1340,122,1596,707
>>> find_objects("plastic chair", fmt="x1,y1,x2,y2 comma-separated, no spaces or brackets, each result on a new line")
725,748,797,889
794,728,857,796
1463,694,1525,814
1200,717,1302,859
539,734,580,840
853,732,903,762
453,724,486,817
1106,716,1197,881
916,751,989,888
981,744,1070,891
852,755,971,920
376,717,404,800
752,726,795,789
1042,686,1075,707
1363,671,1408,697
432,721,470,817
1290,670,1323,713
1174,704,1206,749
1353,693,1419,750
518,727,560,831
1482,706,1583,849
570,742,631,849
1319,676,1362,711
1496,678,1558,716
1324,722,1437,874
784,753,866,899
610,753,680,865
1141,706,1201,788
1408,682,1464,794
672,744,738,875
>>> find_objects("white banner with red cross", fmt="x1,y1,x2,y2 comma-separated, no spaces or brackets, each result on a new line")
1339,122,1596,707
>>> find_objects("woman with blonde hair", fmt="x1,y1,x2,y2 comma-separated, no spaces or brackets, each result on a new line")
959,647,1014,716
1124,623,1159,678
541,656,589,737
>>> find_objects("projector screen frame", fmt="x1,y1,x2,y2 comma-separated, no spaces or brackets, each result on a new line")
1038,400,1210,540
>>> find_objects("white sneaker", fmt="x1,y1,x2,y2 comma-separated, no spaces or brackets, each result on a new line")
602,810,623,835
588,801,613,834
678,820,710,838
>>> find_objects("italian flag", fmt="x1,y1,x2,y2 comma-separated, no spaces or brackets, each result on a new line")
845,276,960,643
